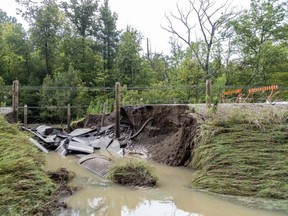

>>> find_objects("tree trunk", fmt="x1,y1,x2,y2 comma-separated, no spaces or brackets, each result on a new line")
45,41,50,75
206,79,211,107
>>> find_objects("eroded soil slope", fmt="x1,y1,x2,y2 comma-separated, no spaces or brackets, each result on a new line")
84,105,198,166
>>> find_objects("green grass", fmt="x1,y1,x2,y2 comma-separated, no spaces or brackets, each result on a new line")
190,107,288,199
108,158,158,187
0,116,56,215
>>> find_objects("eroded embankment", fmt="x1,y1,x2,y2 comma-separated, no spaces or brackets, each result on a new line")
190,106,288,200
81,105,198,166
121,105,197,166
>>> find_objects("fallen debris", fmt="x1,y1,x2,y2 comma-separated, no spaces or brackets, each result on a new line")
22,123,121,156
78,154,113,178
22,105,198,177
67,141,94,154
28,137,49,154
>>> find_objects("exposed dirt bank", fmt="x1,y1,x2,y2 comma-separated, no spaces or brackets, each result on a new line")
83,105,198,166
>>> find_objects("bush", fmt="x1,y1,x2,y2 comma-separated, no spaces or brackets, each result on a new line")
108,158,158,187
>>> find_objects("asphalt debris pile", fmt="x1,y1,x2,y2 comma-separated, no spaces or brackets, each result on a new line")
22,123,126,157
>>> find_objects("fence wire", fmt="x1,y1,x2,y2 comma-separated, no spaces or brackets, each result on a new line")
1,84,288,109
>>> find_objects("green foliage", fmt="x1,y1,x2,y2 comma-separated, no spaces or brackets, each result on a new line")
108,158,158,186
39,66,88,122
0,0,286,122
121,83,179,105
0,77,6,106
62,0,98,38
229,0,287,85
0,22,30,85
98,0,120,87
115,27,145,86
16,0,62,77
61,0,104,85
269,72,288,100
87,96,114,115
269,72,288,86
190,107,288,199
0,9,17,24
213,73,227,97
173,53,206,102
0,116,56,215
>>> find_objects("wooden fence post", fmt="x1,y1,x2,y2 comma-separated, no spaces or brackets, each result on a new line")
12,80,19,123
24,104,28,126
115,82,121,138
101,102,106,127
67,104,71,132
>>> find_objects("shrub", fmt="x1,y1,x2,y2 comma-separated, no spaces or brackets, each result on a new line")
108,158,158,187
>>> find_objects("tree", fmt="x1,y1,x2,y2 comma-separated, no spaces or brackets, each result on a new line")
0,23,28,84
39,66,87,122
0,9,17,24
229,0,288,85
62,0,99,62
149,53,170,83
177,53,206,102
32,0,61,75
16,0,61,76
61,0,105,87
98,0,120,87
0,10,31,85
115,27,145,86
163,0,236,106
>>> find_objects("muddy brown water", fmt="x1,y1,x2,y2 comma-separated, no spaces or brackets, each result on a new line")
46,151,286,216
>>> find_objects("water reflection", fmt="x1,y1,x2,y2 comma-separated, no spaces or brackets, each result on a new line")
121,199,202,216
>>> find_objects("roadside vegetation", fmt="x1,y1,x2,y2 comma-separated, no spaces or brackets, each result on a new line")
190,106,288,199
0,116,76,215
0,115,55,214
0,0,287,123
108,158,158,187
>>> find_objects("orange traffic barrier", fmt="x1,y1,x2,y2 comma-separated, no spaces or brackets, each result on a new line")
244,85,278,103
221,89,243,103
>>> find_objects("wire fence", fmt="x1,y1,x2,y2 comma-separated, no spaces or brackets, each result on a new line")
1,84,288,106
1,83,288,124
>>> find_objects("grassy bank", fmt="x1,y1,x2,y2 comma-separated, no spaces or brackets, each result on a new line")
190,106,288,199
0,116,56,215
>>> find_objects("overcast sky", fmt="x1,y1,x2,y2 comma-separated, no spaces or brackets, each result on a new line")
0,0,251,55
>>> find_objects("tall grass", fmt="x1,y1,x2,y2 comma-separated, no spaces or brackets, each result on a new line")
190,106,288,199
0,116,56,215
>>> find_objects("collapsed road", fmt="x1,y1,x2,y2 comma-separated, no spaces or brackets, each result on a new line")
23,105,198,177
22,123,125,178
